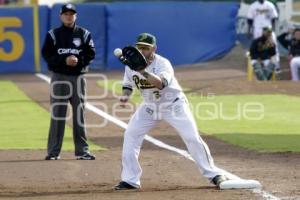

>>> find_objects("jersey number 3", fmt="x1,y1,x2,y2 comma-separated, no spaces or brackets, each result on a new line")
153,91,161,100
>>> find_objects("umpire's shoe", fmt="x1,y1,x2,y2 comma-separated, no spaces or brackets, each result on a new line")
45,155,60,160
76,153,95,160
114,181,138,190
212,175,228,187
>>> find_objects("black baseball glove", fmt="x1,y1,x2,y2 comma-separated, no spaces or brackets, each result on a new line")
120,46,148,71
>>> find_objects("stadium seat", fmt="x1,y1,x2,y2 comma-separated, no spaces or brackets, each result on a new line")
246,51,276,81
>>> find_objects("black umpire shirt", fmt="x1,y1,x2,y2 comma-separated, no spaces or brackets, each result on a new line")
42,24,96,75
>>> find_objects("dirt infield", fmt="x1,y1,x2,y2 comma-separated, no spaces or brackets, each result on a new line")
0,46,299,200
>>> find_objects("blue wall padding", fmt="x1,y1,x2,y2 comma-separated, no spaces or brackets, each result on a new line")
0,6,49,73
39,5,50,72
106,2,239,70
0,2,239,73
0,7,35,73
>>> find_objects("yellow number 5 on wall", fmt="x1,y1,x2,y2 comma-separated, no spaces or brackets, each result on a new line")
0,17,25,62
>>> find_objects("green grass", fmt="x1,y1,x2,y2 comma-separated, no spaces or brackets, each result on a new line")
98,80,300,152
189,94,300,152
0,81,103,151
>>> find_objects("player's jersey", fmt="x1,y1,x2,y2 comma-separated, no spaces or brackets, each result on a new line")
122,54,184,104
247,1,278,38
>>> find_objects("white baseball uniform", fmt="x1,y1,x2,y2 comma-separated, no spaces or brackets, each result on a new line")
121,53,223,188
290,57,300,81
247,0,278,39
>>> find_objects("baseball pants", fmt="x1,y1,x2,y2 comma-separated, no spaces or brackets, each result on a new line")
290,57,300,81
121,97,223,187
251,59,275,80
47,72,89,156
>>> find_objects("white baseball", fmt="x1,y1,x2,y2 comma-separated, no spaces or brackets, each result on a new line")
114,48,122,57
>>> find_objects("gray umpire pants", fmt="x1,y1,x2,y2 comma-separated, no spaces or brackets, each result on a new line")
47,72,89,156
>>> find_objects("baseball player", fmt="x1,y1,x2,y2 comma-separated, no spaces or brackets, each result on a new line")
42,4,96,160
250,26,277,80
279,28,300,81
247,0,278,39
247,0,280,72
114,33,227,190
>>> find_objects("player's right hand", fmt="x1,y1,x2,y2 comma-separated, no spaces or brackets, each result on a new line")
119,95,129,108
66,55,78,67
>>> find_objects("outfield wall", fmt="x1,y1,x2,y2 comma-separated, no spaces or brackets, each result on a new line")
0,2,239,73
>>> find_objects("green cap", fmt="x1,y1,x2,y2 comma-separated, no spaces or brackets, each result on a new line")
136,33,156,47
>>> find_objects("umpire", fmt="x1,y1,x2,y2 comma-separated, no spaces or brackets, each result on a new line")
42,4,96,160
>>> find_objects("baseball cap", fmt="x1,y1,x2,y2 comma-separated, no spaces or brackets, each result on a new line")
60,4,77,14
136,33,156,47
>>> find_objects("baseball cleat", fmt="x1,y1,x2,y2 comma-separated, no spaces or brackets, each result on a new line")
114,181,138,190
45,155,60,160
76,153,95,160
212,175,228,187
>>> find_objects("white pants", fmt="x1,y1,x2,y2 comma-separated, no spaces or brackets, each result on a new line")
121,98,223,187
290,57,300,81
251,59,272,66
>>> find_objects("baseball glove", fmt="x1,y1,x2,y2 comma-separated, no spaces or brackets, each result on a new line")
121,46,148,71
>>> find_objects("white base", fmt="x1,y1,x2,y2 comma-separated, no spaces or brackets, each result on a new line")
219,179,261,190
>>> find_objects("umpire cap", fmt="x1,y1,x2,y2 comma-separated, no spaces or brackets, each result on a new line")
60,4,77,14
136,33,156,47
